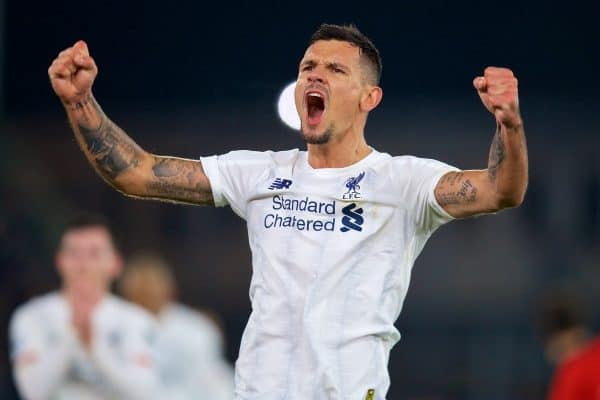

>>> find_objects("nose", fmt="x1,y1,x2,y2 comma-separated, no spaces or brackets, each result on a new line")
307,71,325,85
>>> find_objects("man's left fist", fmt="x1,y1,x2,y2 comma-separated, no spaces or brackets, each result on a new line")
473,67,522,129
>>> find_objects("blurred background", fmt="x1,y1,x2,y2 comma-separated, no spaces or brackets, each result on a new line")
1,0,599,399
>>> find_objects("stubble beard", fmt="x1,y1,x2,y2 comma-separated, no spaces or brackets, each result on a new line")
300,123,334,145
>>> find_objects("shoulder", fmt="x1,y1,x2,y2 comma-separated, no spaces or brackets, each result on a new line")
554,338,600,382
103,295,157,328
164,304,221,333
571,337,600,371
390,154,454,170
162,304,224,353
388,155,459,183
10,292,63,327
210,149,300,165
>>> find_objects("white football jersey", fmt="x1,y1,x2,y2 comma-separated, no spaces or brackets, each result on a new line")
200,148,458,400
155,303,234,400
9,292,160,400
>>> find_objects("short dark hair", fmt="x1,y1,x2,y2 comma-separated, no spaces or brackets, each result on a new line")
537,291,586,343
61,212,120,249
309,23,382,85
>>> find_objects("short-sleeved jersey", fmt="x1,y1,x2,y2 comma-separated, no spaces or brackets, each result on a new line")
200,148,458,400
9,292,159,400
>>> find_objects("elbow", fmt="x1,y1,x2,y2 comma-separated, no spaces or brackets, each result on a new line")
98,173,139,198
112,175,148,199
495,187,527,210
102,154,153,198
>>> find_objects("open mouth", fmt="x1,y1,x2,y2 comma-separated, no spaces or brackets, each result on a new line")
305,91,325,126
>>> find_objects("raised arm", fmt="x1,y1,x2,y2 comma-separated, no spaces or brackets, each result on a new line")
48,41,213,206
434,67,528,218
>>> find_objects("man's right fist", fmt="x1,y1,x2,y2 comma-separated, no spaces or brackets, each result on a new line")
48,40,98,106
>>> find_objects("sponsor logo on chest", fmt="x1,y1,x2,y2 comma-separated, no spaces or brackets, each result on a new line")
263,172,367,233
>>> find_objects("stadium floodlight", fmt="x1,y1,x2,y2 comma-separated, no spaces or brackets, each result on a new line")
277,81,300,131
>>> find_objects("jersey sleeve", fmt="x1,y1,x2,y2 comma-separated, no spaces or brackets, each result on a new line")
9,307,73,400
394,156,460,234
200,150,274,219
89,302,161,400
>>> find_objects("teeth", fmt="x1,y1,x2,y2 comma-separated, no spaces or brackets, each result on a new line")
307,93,322,98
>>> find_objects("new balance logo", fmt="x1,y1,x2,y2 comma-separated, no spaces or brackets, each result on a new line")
340,203,364,232
268,178,293,190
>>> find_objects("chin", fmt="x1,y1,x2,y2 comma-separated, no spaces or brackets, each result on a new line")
300,124,333,145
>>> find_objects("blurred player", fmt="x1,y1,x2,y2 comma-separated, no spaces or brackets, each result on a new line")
48,23,528,399
120,251,234,400
539,292,600,400
9,214,159,400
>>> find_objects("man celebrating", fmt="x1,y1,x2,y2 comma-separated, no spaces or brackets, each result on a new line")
48,24,528,399
9,215,159,400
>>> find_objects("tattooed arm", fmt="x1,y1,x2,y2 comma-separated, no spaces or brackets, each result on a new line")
69,96,213,205
49,41,213,206
434,67,528,218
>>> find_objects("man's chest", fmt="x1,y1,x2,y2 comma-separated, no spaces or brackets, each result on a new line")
245,169,402,238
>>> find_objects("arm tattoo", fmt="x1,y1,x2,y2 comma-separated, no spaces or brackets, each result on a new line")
146,157,213,205
435,172,478,206
488,125,506,182
71,97,212,205
77,103,143,179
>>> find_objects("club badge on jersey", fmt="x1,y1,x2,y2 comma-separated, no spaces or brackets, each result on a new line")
343,171,365,200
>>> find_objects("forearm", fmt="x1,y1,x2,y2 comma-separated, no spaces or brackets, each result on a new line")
14,353,71,400
63,94,213,205
487,121,528,207
64,94,150,194
91,350,159,400
90,308,160,400
13,341,73,400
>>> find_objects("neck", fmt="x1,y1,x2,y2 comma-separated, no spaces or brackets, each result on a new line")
306,126,371,169
150,302,170,317
61,284,108,298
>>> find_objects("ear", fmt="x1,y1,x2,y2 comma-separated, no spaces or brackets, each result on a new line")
110,253,124,280
360,86,383,112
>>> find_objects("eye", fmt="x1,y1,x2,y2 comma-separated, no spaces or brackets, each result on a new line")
301,65,314,72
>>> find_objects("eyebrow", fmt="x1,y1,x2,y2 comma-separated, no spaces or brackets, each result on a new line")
300,59,317,69
328,62,348,71
299,59,350,71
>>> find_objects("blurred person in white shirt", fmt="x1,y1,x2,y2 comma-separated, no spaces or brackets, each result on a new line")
9,214,160,400
120,252,234,400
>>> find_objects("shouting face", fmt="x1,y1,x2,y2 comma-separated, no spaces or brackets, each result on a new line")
295,40,381,144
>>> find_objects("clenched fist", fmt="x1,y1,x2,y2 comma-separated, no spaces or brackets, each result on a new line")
473,67,521,129
48,40,98,107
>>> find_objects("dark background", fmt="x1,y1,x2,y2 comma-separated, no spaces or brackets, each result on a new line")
1,1,599,399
